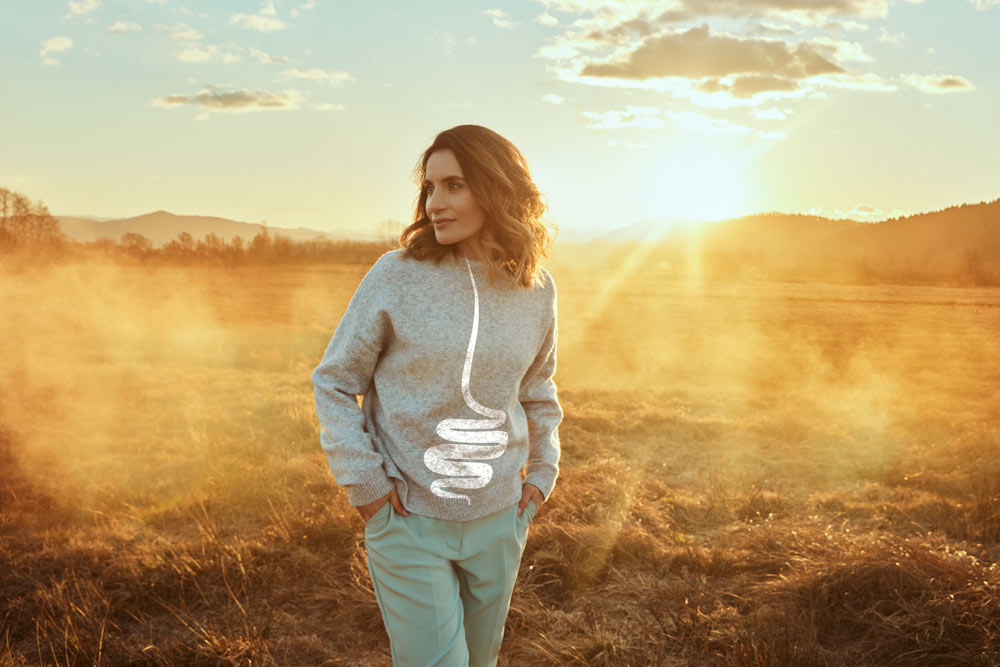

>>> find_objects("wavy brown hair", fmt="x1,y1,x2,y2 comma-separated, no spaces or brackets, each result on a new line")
400,125,558,289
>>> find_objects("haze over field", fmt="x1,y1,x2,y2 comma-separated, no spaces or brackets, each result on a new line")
2,250,999,664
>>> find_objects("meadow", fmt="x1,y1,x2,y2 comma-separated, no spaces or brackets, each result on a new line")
2,245,999,666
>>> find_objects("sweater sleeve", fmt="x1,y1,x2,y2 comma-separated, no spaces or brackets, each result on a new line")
518,278,563,503
311,258,396,507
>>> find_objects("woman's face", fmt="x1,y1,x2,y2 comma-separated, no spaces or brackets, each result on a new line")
424,148,487,259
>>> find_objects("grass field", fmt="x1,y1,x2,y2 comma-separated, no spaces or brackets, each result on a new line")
2,248,999,665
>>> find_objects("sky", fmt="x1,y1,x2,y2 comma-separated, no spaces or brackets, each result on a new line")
2,0,998,237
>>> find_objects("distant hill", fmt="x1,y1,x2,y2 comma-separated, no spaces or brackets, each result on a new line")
56,210,384,247
596,197,1000,284
809,199,1000,278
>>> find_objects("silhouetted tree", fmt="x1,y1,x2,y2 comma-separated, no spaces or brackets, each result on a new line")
163,232,196,257
962,247,992,286
0,186,65,249
121,232,153,255
177,232,194,254
203,233,225,255
249,226,271,257
272,233,293,260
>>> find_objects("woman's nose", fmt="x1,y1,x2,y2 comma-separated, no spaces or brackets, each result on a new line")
427,189,444,213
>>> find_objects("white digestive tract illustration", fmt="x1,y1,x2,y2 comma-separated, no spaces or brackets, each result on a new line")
424,255,509,505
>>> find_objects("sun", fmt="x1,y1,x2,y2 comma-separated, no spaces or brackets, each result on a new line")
649,140,750,223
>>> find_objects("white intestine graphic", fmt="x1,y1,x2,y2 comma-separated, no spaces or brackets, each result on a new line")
423,255,508,505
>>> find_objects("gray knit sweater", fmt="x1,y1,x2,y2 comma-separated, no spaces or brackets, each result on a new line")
311,248,562,522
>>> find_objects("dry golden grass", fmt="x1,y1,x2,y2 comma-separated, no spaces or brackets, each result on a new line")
2,246,999,666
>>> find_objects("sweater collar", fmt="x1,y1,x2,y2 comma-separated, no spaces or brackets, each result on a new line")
450,251,487,274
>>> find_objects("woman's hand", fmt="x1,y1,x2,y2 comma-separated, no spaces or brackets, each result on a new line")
357,486,410,523
518,483,544,516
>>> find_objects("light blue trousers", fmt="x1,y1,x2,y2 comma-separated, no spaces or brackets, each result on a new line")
364,498,539,667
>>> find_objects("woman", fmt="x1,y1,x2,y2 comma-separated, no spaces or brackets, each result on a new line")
311,124,563,666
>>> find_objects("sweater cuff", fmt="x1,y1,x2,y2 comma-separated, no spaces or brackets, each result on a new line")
522,470,557,503
347,466,395,507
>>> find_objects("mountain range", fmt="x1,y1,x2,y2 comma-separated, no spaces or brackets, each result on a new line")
56,210,385,247
56,197,1000,282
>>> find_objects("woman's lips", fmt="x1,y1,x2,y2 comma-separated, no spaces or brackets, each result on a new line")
433,219,455,227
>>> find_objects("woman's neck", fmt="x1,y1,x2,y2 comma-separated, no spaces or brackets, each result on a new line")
458,239,484,262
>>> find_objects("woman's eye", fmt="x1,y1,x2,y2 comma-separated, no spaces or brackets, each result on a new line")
425,183,460,194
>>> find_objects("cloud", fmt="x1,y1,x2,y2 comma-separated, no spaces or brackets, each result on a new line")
754,21,800,36
177,44,241,63
146,0,167,4
751,106,791,120
537,0,890,26
900,73,976,94
64,0,101,20
531,0,936,111
581,106,667,129
581,104,786,139
795,71,894,94
314,103,345,111
107,21,142,34
291,0,318,17
810,203,888,221
537,12,559,26
833,19,870,31
431,31,456,56
41,36,74,58
808,36,873,63
849,204,881,218
41,36,74,64
150,85,306,112
260,0,277,17
695,74,799,98
155,23,203,40
537,15,909,109
231,12,287,33
483,8,517,29
664,108,757,136
280,67,355,85
967,0,1000,8
579,24,843,82
248,47,288,63
542,93,564,104
876,26,905,46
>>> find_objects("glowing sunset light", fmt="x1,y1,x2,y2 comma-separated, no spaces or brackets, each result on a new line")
1,0,997,236
650,141,750,223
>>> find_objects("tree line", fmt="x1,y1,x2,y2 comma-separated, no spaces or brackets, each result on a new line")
111,227,398,266
0,187,67,248
0,185,400,266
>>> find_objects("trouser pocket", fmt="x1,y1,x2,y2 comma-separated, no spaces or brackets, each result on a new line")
515,499,538,530
364,501,392,537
